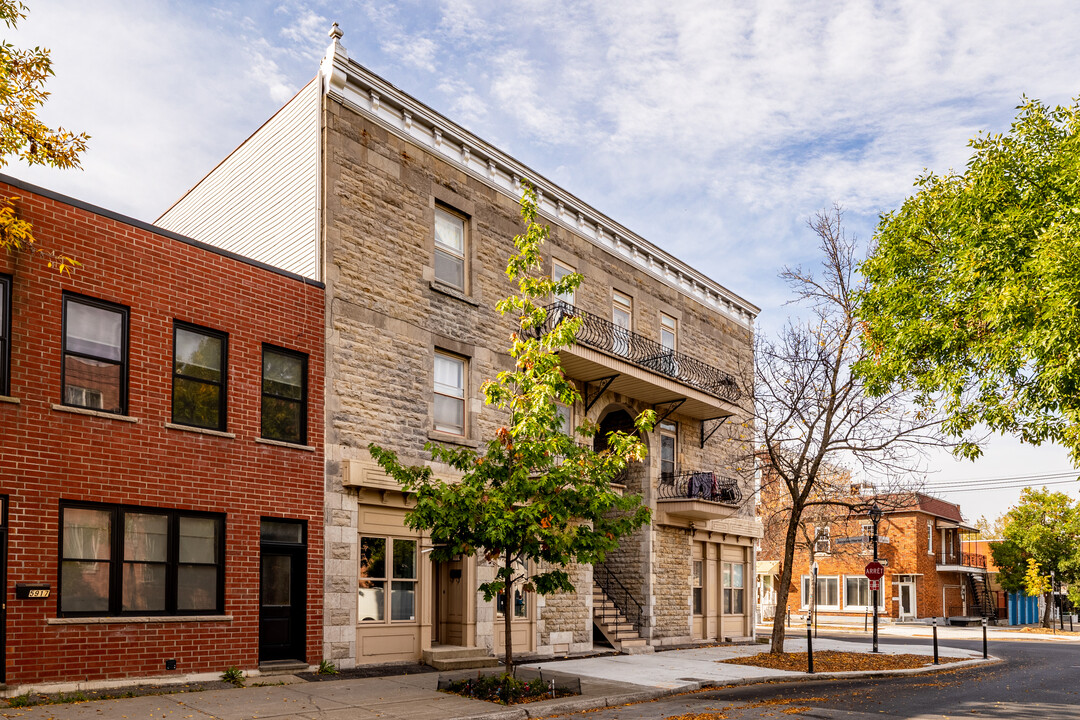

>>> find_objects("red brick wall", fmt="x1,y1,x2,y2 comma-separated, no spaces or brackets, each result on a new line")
783,512,960,620
0,179,325,685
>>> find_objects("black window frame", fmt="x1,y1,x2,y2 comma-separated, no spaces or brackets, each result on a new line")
260,344,308,444
58,501,225,618
171,321,228,431
61,292,130,414
0,273,10,396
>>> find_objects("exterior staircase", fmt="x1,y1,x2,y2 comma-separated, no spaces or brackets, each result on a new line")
422,645,499,671
592,583,651,654
966,572,998,621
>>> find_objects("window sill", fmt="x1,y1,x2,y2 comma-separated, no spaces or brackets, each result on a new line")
430,281,480,306
164,422,236,439
256,437,316,452
48,615,232,625
0,395,19,404
427,430,479,448
51,404,139,423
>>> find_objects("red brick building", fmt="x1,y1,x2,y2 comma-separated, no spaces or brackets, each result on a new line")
773,493,994,623
0,175,325,687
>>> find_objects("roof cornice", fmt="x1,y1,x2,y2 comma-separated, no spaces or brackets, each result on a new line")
319,30,759,327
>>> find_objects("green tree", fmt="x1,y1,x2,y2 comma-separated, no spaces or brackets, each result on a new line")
989,488,1079,627
369,185,653,670
857,97,1080,463
0,0,88,270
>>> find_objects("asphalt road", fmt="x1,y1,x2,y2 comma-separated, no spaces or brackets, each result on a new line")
552,633,1080,719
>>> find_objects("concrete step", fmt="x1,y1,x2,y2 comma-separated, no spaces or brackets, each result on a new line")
258,660,309,675
422,645,499,670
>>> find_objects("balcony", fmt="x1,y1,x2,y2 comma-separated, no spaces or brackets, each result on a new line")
656,470,742,522
937,551,987,572
541,301,741,420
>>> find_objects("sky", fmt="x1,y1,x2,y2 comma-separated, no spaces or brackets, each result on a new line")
7,0,1080,525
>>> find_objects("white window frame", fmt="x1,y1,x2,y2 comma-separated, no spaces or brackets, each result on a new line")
660,313,677,351
659,420,677,479
552,259,575,305
801,574,840,610
722,561,745,615
928,521,934,555
433,351,466,436
814,526,831,555
434,206,467,291
843,575,885,611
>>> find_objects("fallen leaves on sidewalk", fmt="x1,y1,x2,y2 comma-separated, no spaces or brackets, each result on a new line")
720,650,963,673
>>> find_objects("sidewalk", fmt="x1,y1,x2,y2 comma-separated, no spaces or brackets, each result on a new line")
0,638,992,720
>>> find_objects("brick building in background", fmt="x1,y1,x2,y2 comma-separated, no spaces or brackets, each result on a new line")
770,493,996,624
158,26,761,667
0,176,325,687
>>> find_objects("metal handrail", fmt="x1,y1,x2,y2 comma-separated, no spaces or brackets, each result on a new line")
594,563,643,632
938,551,986,569
658,470,741,505
542,301,740,403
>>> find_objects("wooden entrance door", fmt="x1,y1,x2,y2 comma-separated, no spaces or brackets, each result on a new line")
435,558,466,646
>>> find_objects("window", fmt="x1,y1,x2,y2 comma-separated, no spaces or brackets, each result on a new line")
844,576,885,610
62,294,128,414
612,291,632,356
173,323,227,430
660,420,677,480
660,313,677,351
802,575,840,609
434,206,466,290
552,260,575,305
928,521,934,555
496,557,529,619
814,526,831,554
692,559,703,615
59,503,223,616
861,522,873,555
723,562,745,614
555,402,572,436
434,351,465,435
261,345,307,444
0,273,9,395
358,536,417,622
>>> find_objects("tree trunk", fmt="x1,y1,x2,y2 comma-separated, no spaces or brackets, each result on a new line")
1043,591,1053,628
769,506,804,654
503,550,514,673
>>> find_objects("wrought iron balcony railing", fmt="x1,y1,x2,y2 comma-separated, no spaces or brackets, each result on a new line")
542,301,741,403
658,470,742,505
939,551,986,569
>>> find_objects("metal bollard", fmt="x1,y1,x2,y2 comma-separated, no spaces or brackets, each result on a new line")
806,617,814,674
932,618,939,665
982,617,988,659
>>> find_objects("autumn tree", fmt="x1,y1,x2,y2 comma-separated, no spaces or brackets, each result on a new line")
989,488,1080,627
755,206,953,653
0,0,88,269
857,97,1080,464
369,185,653,670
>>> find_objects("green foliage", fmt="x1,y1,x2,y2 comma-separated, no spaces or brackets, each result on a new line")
857,97,1080,462
6,692,32,708
0,0,87,270
441,672,574,705
990,487,1080,623
317,659,338,675
220,666,244,685
370,184,652,669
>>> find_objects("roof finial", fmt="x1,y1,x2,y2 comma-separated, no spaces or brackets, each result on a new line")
329,22,343,41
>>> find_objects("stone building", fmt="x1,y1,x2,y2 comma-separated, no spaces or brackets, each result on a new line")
158,26,760,666
770,493,996,624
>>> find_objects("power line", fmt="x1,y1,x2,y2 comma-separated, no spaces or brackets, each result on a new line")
922,470,1078,489
932,478,1079,494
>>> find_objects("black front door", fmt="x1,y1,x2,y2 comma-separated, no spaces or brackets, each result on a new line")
259,519,306,663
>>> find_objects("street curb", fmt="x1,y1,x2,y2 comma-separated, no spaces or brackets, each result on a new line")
449,656,1001,720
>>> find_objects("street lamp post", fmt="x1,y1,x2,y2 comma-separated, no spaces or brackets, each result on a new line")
812,561,819,638
869,503,883,654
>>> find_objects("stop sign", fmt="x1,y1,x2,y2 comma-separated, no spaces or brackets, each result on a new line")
864,561,885,580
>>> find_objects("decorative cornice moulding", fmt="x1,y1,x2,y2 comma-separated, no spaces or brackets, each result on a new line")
319,32,759,327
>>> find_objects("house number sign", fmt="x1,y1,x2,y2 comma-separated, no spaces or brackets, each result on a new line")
15,584,50,599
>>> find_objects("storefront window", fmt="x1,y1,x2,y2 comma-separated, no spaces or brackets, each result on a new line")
359,536,417,623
